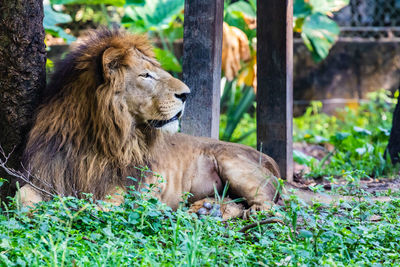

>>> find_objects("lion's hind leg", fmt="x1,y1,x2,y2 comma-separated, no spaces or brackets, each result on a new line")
214,148,280,212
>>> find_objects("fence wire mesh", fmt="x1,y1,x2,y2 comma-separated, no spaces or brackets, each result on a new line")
334,0,400,40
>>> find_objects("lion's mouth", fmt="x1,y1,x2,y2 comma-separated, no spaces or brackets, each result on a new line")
149,111,182,128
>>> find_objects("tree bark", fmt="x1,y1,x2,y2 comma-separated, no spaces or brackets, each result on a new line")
388,100,400,164
0,0,46,200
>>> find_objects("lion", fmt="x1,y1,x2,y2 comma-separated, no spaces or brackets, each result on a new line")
18,28,280,217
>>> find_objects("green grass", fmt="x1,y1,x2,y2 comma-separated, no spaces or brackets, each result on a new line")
1,185,400,266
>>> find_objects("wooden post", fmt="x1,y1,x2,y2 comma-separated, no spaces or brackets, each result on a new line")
181,0,224,138
257,0,293,181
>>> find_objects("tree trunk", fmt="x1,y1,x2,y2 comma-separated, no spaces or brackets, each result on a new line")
0,0,46,200
388,99,400,164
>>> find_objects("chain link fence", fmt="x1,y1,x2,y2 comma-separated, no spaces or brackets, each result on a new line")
334,0,400,40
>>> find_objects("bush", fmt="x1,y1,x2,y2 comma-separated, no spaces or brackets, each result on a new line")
1,185,400,266
220,90,399,179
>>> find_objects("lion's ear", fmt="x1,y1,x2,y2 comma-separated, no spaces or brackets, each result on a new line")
102,47,126,79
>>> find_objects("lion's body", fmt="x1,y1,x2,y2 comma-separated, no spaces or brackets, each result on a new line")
145,133,279,209
19,29,280,213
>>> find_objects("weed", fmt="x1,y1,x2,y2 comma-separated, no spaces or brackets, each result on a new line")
1,180,400,266
222,89,400,179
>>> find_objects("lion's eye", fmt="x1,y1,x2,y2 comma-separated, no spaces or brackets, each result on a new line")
139,73,153,79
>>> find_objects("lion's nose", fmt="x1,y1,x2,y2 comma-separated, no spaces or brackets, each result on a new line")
175,92,189,103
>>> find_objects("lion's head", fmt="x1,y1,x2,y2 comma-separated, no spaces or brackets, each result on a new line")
23,28,190,199
97,34,190,134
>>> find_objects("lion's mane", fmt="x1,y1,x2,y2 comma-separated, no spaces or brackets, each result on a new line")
23,29,160,199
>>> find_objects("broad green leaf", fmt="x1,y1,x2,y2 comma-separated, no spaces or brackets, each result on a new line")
301,13,339,62
226,1,256,18
248,0,257,12
50,0,126,6
44,5,72,26
355,147,367,155
378,126,390,136
128,212,140,225
293,150,316,165
43,5,76,43
353,126,372,136
314,135,329,143
154,48,182,72
123,0,184,31
125,0,145,5
309,0,349,14
102,227,114,238
0,239,11,249
294,0,313,17
333,132,350,141
163,24,184,42
224,11,256,39
222,87,255,141
0,178,6,188
231,129,256,143
299,229,313,238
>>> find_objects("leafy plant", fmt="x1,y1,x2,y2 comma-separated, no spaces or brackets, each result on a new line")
2,185,400,265
153,47,182,73
220,0,349,141
220,79,255,142
122,0,184,32
51,0,126,5
224,0,348,63
0,178,6,189
224,0,257,40
221,89,399,179
294,0,349,62
122,0,184,73
294,90,398,178
44,5,76,43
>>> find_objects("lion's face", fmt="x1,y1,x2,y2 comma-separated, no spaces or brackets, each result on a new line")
116,49,190,134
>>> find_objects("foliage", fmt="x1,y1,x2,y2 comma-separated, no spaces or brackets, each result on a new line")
224,0,257,41
295,90,398,178
122,0,184,32
51,0,126,5
153,48,182,73
122,0,184,73
220,78,255,142
44,5,76,43
294,0,349,62
221,90,398,179
2,182,400,265
43,0,349,87
220,0,349,139
223,0,348,65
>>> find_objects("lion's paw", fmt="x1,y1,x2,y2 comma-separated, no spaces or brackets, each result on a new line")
189,198,244,221
243,202,274,219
